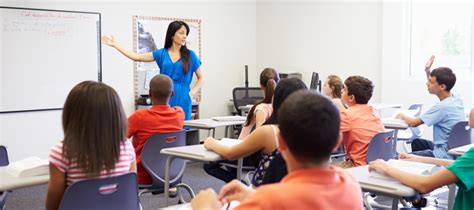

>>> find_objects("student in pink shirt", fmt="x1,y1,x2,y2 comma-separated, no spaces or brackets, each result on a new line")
336,76,384,168
238,68,279,139
191,91,363,210
46,81,136,210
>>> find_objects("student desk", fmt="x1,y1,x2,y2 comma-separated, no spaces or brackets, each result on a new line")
448,143,474,157
184,118,245,138
0,167,49,191
345,165,416,210
382,118,409,157
371,103,403,111
161,139,242,206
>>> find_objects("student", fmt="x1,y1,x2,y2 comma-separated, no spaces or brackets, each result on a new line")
102,20,203,120
46,81,136,210
192,91,364,210
203,78,307,186
127,75,184,185
336,76,384,168
322,74,346,110
396,56,465,159
369,108,474,210
238,67,279,140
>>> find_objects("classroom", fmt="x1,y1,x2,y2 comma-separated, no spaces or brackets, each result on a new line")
1,0,473,209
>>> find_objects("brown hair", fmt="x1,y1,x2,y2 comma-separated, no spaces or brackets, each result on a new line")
326,75,343,98
245,68,279,126
344,76,374,104
62,81,127,176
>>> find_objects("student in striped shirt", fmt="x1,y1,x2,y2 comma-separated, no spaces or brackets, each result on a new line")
46,81,136,210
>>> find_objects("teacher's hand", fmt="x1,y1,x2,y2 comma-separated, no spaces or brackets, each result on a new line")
101,35,117,47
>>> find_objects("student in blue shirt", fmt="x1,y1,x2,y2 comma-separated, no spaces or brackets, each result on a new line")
102,21,203,120
397,56,465,159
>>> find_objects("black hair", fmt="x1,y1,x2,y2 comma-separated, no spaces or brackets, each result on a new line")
164,21,190,74
278,90,340,164
430,67,456,91
264,78,307,125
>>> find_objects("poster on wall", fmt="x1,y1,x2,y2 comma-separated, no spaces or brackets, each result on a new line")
132,16,201,102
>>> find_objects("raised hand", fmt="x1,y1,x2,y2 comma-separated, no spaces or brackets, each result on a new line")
424,55,435,78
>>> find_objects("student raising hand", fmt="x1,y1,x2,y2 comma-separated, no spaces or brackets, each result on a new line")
424,55,435,79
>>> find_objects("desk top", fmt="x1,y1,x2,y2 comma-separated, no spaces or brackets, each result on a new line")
345,165,416,198
160,138,241,162
448,144,474,156
0,167,49,191
184,118,245,129
370,103,403,110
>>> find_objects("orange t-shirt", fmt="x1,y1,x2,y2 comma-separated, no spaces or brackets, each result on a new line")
236,166,363,210
340,104,384,166
127,105,184,184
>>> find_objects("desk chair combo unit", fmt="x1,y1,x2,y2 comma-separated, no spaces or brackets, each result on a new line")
396,104,424,154
139,131,195,204
0,146,9,210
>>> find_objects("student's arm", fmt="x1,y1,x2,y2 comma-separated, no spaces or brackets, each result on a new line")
191,188,222,210
369,160,458,194
469,108,474,127
399,153,453,167
190,68,204,98
424,55,435,80
46,165,67,210
396,114,424,127
254,110,266,128
130,160,137,173
204,126,272,160
218,180,256,202
101,35,154,62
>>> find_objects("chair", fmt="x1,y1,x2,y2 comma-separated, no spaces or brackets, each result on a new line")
366,130,395,163
232,87,264,116
58,173,139,210
139,131,194,202
447,121,471,150
398,104,424,141
0,146,10,210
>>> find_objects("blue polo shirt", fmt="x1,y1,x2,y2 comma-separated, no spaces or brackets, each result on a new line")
420,94,465,159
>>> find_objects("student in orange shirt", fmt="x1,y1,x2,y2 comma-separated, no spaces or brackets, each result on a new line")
336,76,384,168
127,75,184,185
191,91,363,210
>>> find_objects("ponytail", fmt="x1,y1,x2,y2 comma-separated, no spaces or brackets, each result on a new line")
245,78,277,126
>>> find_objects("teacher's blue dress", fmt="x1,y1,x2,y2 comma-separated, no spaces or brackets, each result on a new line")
152,49,201,120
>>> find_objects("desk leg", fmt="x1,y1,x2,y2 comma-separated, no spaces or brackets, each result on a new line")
212,128,216,138
164,156,174,207
392,129,399,158
448,184,456,210
391,199,398,210
237,158,243,181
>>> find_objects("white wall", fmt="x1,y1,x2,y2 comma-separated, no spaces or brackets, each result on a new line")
255,1,383,101
0,1,257,161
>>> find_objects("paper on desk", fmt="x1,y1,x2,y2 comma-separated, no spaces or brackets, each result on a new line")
212,116,246,122
6,156,49,177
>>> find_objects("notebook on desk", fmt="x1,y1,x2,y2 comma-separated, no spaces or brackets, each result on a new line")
6,156,49,178
449,144,474,156
212,116,246,122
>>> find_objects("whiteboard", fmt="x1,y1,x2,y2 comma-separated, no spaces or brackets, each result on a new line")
0,7,101,113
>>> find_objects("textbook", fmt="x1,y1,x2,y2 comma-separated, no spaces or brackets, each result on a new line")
6,156,49,178
370,159,436,179
212,116,246,122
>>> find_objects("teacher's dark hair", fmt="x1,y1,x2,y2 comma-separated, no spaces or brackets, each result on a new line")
62,81,127,176
164,21,191,74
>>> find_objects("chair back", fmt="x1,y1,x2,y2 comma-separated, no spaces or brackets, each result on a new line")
408,103,423,117
141,130,187,189
232,87,264,115
366,130,395,163
59,173,139,210
447,121,471,149
0,146,9,166
407,104,423,140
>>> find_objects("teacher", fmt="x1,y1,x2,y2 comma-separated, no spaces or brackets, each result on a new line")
102,21,203,120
